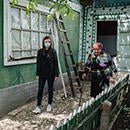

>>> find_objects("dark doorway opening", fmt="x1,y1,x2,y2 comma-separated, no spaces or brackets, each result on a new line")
97,21,117,57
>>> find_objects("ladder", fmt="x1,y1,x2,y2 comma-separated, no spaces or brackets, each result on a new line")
54,14,81,97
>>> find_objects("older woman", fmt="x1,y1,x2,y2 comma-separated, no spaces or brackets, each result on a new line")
83,42,118,98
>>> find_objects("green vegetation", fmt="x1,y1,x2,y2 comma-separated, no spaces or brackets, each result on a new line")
11,0,75,20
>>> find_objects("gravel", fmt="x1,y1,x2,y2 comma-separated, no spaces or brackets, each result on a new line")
0,81,91,130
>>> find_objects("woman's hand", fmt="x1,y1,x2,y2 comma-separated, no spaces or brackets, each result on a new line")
113,72,118,79
109,77,115,84
82,73,87,79
36,76,39,80
55,77,58,80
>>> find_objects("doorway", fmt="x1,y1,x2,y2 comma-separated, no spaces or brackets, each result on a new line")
97,21,117,57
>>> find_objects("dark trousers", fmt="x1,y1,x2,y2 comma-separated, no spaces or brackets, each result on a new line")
37,77,55,106
91,73,109,98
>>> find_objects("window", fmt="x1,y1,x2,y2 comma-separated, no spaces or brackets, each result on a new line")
4,0,53,65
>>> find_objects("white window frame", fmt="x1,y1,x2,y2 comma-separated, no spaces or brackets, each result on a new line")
4,0,51,66
4,0,83,66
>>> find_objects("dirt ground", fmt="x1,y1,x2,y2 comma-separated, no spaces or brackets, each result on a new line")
0,81,91,130
0,72,129,130
112,109,130,130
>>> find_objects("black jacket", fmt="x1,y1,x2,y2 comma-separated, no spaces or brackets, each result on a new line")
36,48,59,78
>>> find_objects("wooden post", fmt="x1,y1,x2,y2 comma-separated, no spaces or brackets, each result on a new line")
100,100,112,130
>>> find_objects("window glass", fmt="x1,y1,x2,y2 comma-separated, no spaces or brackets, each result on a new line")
31,12,39,30
12,30,21,50
23,31,31,57
11,30,21,58
22,10,30,29
40,14,47,31
32,32,39,56
11,8,20,29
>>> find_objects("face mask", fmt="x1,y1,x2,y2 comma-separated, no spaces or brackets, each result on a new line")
44,42,51,48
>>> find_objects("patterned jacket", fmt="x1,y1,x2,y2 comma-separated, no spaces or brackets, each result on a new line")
85,51,117,76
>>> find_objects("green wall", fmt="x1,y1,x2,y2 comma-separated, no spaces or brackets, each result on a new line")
59,12,80,72
0,65,36,89
0,0,43,89
35,0,81,73
95,0,130,6
0,0,81,88
0,0,3,70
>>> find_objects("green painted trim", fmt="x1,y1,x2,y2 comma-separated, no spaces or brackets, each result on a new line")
81,7,89,63
82,2,129,64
